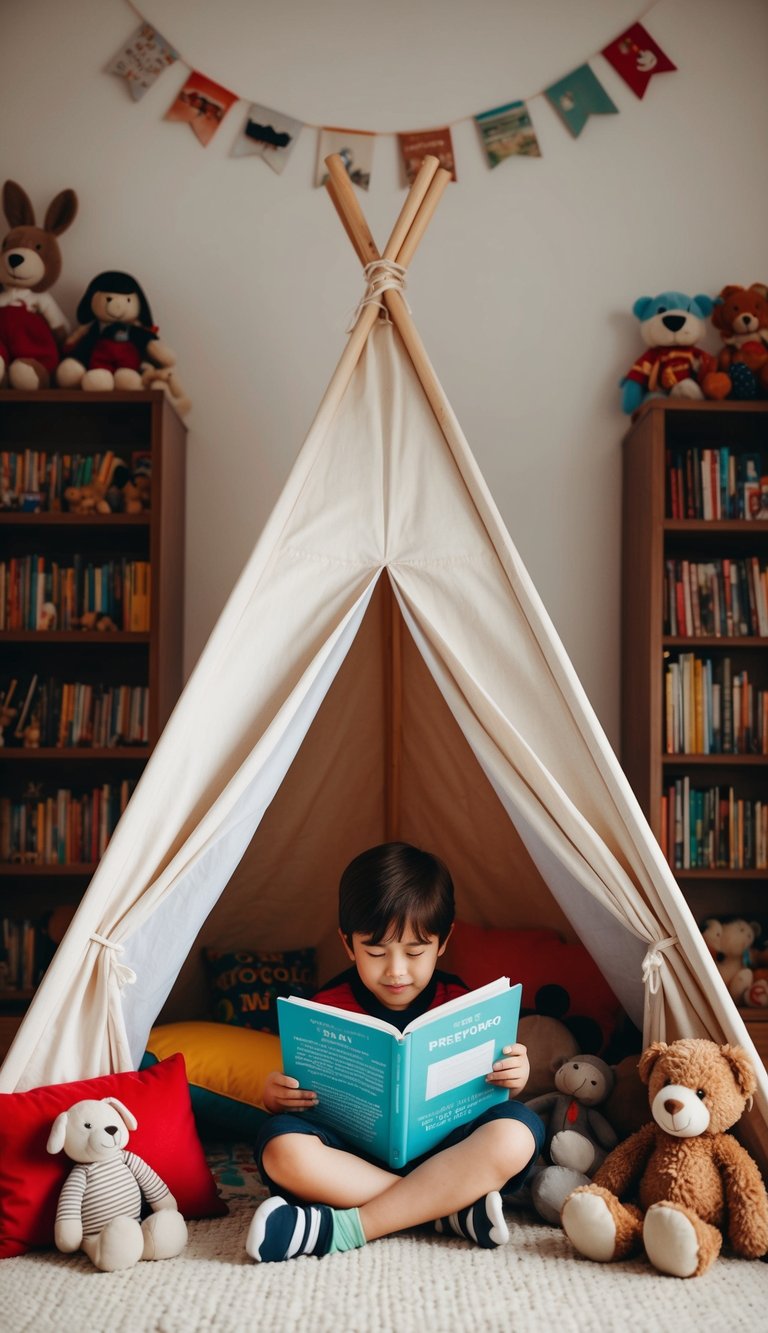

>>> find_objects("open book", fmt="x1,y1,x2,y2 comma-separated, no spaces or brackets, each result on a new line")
277,976,521,1167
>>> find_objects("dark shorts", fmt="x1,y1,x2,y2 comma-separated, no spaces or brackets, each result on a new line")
255,1099,545,1205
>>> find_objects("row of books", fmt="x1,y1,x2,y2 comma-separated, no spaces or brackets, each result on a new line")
664,654,768,755
664,557,768,638
665,447,768,520
660,778,768,870
0,918,40,992
0,780,135,865
0,449,149,512
0,674,149,748
0,555,151,631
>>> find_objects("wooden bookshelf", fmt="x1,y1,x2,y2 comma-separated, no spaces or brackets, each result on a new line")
621,399,768,1061
0,390,186,1054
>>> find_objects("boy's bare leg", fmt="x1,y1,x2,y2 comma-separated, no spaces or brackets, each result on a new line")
261,1134,399,1208
359,1119,536,1240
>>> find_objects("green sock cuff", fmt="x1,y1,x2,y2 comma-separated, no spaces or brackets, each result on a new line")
329,1207,366,1254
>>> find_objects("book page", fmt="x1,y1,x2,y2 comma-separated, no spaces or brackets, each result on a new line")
424,1038,496,1101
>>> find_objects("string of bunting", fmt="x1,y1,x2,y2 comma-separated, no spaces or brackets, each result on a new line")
108,0,676,188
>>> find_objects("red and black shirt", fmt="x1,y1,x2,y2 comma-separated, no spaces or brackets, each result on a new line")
311,967,468,1033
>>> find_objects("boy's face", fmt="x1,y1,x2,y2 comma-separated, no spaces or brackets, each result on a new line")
340,921,449,1011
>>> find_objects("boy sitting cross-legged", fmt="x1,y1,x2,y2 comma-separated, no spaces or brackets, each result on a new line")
246,841,544,1262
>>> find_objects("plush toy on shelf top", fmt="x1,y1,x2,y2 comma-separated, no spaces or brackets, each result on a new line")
700,915,768,1008
0,179,78,389
708,283,768,400
56,270,191,414
619,291,729,414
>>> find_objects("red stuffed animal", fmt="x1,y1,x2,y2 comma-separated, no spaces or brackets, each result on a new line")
703,283,768,400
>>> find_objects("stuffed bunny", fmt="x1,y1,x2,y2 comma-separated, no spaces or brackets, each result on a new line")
46,1095,187,1271
0,179,78,389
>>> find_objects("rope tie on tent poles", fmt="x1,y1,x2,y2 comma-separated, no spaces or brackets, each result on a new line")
347,259,411,331
90,932,137,988
641,936,677,994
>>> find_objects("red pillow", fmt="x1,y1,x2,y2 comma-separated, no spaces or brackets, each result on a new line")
0,1053,226,1259
447,920,621,1044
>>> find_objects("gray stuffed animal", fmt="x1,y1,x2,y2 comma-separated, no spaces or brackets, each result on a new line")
524,1055,617,1224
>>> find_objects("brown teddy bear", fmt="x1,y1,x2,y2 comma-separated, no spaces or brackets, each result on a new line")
702,283,768,400
561,1038,768,1277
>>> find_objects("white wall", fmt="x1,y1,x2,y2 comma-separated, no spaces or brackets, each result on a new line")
2,0,767,750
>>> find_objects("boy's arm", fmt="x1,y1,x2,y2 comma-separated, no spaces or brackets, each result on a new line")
485,1042,530,1097
263,1069,318,1115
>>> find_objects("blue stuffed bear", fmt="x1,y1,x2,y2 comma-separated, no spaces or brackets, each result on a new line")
620,292,719,414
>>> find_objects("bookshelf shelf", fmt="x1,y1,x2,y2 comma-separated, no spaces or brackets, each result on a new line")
621,398,768,1064
0,390,186,1056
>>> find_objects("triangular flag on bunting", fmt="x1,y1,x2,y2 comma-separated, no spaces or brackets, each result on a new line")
106,22,179,102
165,70,239,146
398,129,457,185
545,64,618,138
602,22,677,99
474,101,541,167
316,129,375,190
231,103,303,173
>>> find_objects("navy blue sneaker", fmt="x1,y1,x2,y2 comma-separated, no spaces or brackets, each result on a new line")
246,1197,333,1262
435,1191,510,1248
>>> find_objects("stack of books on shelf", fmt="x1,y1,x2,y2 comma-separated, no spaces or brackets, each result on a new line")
664,556,768,638
664,653,768,755
666,446,768,520
0,449,150,513
0,780,136,865
0,675,149,748
0,918,39,993
660,779,768,871
0,554,151,630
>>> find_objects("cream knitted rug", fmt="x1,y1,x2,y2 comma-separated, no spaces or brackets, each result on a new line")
2,1144,765,1333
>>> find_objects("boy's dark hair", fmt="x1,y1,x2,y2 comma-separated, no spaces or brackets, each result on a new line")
339,842,455,945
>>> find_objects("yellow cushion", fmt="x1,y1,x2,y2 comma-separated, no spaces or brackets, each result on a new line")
145,1022,281,1136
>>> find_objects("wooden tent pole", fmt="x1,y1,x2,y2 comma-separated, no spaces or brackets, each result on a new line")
305,156,446,451
325,154,440,267
382,578,404,841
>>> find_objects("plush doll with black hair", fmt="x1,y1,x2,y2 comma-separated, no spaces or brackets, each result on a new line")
56,270,177,392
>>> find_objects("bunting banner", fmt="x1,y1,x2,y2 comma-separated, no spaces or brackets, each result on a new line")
109,1,677,186
398,129,457,186
316,129,375,190
231,103,303,173
474,101,541,167
165,70,239,146
544,64,618,139
106,21,179,102
602,22,677,99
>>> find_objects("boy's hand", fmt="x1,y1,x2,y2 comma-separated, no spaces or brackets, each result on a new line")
486,1043,530,1097
263,1070,318,1115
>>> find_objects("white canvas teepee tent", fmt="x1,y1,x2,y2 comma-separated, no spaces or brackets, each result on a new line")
3,156,767,1167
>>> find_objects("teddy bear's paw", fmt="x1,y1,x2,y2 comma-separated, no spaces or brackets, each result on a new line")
0,355,6,386
561,1190,618,1261
531,1166,589,1226
113,368,143,391
81,368,115,392
550,1130,596,1173
141,1209,188,1261
8,359,47,390
56,357,85,388
669,379,704,401
643,1203,719,1278
83,1215,144,1271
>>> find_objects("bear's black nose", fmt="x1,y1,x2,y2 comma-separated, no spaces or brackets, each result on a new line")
105,1125,119,1137
8,253,24,269
661,314,686,333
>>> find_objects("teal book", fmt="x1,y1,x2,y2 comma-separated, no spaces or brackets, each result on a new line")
277,976,522,1168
